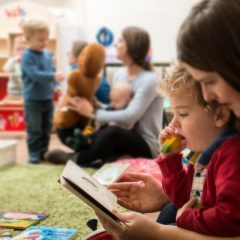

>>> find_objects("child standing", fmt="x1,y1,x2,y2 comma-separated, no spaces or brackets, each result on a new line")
3,35,27,102
22,18,64,163
156,65,240,236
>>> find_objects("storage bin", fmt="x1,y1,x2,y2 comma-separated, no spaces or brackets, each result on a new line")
0,139,17,168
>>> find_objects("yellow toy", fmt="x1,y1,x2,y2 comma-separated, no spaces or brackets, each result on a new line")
160,136,182,154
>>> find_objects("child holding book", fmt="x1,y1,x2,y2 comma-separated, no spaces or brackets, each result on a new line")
98,65,240,238
97,0,240,239
22,18,64,163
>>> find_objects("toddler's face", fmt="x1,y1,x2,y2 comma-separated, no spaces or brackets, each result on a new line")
14,42,27,56
110,90,130,110
168,93,227,152
27,30,49,51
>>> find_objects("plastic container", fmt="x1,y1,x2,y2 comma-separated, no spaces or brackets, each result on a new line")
0,139,17,168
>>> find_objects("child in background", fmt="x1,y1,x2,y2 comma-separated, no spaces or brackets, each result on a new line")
67,40,87,70
155,65,240,236
66,82,133,152
67,40,110,104
21,18,64,164
3,35,27,102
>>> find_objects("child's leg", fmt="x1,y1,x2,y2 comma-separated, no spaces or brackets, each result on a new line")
40,100,54,158
24,101,50,163
75,126,152,165
156,203,177,225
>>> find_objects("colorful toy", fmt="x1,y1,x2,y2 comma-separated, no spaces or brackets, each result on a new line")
160,135,182,154
54,43,106,129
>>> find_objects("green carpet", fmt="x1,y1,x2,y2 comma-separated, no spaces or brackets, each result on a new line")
0,164,99,239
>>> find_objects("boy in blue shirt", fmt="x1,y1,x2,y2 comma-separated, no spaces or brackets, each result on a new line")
22,18,64,163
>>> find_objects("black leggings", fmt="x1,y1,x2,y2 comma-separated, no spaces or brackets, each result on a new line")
57,126,152,165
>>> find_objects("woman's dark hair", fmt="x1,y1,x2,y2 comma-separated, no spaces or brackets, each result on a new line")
122,26,152,71
177,0,240,92
71,40,87,58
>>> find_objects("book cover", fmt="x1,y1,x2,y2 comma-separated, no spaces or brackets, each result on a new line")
92,162,130,185
12,226,77,240
0,211,48,230
59,160,126,229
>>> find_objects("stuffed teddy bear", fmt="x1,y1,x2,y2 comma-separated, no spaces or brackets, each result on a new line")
53,43,106,129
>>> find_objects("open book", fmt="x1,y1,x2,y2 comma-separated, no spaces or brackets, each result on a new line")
59,160,126,228
92,162,130,185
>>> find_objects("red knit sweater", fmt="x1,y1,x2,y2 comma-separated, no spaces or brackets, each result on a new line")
156,136,240,236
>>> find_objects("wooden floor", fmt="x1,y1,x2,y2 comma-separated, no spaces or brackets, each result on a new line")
1,132,70,164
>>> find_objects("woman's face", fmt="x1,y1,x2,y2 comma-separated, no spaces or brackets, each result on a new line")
185,64,240,118
115,36,128,61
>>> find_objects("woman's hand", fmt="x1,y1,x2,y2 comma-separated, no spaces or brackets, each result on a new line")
96,209,162,240
67,96,95,119
107,172,170,213
97,208,240,240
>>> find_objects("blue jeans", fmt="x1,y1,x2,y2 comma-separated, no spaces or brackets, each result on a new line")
156,203,177,225
24,100,54,163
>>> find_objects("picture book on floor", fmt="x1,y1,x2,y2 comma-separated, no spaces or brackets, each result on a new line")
92,162,130,185
12,226,78,240
0,227,14,237
59,160,126,229
0,211,48,230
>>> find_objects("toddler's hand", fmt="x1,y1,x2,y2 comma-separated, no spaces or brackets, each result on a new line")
54,72,65,82
159,126,176,145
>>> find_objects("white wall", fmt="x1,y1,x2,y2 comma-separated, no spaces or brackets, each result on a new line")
84,0,199,62
0,0,199,62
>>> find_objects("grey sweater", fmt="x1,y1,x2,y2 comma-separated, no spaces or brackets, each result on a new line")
95,68,163,157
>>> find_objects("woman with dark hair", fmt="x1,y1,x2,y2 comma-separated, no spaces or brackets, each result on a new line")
46,26,163,166
177,0,240,117
95,1,240,239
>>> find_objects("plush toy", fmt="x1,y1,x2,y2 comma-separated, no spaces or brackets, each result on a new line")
54,43,106,129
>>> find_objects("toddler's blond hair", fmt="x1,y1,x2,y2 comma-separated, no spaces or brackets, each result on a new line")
159,63,207,108
23,18,49,37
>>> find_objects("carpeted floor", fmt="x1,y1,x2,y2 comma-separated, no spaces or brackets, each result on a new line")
0,163,99,239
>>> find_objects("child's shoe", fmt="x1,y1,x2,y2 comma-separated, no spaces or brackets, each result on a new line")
44,149,78,165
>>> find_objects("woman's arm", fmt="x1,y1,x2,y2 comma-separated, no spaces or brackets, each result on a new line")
95,73,160,127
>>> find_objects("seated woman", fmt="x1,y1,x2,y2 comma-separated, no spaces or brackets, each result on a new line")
46,26,164,166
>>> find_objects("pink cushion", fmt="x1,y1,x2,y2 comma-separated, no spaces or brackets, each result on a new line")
116,158,162,182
